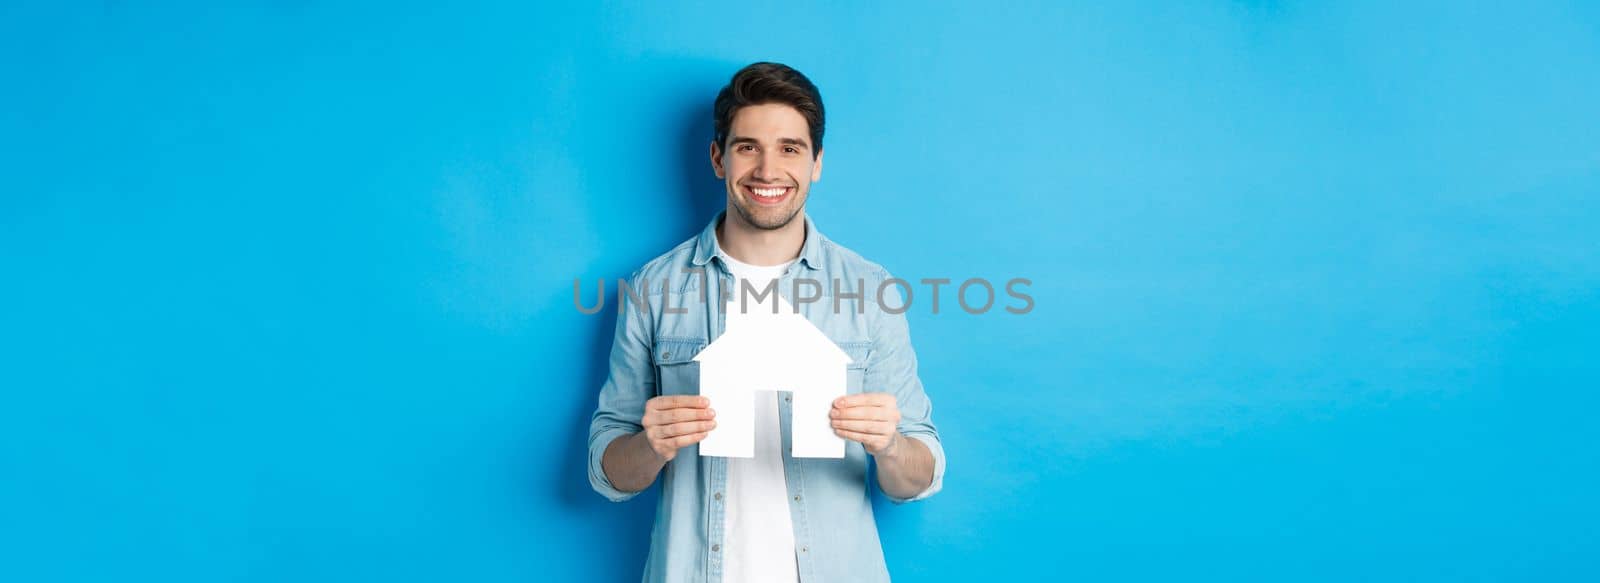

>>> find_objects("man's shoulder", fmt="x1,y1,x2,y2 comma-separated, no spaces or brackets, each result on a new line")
626,236,700,292
812,233,893,282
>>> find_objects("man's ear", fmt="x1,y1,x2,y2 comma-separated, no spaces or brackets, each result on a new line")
811,148,824,182
710,141,725,179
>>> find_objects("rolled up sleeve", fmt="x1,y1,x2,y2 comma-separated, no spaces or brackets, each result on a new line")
587,273,655,502
868,270,946,504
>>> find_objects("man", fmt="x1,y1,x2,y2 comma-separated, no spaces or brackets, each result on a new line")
588,62,945,583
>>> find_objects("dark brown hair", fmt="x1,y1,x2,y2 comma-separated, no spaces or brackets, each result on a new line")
712,62,825,158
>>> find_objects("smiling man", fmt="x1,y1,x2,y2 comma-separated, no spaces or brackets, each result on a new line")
588,62,945,583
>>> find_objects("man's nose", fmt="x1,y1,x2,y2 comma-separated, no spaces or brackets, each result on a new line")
753,153,781,182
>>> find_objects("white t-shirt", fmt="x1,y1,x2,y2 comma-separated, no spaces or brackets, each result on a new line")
717,245,800,583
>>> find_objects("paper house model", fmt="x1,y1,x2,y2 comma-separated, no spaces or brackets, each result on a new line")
694,295,853,458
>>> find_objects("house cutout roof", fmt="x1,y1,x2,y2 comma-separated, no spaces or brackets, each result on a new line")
693,295,851,369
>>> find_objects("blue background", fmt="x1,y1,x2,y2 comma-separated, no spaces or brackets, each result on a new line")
4,1,1598,581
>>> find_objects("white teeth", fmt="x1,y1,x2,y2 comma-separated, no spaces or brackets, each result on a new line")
751,187,786,197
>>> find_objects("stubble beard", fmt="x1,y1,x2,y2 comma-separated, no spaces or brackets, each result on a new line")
729,188,805,231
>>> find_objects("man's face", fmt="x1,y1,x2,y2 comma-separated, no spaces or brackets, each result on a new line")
711,103,823,231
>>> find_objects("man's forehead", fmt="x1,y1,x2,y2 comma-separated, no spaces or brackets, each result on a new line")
730,103,810,135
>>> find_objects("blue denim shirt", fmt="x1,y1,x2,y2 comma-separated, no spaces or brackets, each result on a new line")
588,211,946,583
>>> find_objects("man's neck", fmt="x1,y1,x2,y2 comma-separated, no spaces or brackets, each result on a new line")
716,207,806,267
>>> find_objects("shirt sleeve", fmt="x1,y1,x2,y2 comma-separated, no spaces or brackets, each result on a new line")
867,270,946,504
587,272,656,502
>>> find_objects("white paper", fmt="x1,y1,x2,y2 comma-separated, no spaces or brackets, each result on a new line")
698,366,755,457
696,295,850,458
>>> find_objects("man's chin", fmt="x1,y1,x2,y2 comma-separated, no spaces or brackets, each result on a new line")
733,203,802,231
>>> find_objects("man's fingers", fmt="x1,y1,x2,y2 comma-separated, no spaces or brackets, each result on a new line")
649,395,710,411
833,393,895,409
656,420,717,439
646,420,715,442
829,406,898,422
833,428,879,443
830,419,893,434
649,407,715,426
669,431,711,449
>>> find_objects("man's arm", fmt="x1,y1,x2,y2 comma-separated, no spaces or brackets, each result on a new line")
830,396,935,499
602,432,668,494
587,272,659,502
830,268,947,503
872,429,936,498
601,396,717,493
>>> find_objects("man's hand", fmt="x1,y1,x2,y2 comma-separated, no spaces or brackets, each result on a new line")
831,392,936,499
831,393,903,457
642,395,717,462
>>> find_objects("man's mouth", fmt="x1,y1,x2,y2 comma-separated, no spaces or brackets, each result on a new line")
743,184,792,206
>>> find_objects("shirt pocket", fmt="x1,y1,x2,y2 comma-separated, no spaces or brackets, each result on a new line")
651,337,706,396
840,341,872,395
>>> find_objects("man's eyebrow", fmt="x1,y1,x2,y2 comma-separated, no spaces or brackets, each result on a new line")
727,135,811,149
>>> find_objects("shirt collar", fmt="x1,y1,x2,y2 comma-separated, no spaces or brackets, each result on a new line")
691,210,824,271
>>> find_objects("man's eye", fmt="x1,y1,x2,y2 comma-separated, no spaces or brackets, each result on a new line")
739,144,756,152
784,147,798,153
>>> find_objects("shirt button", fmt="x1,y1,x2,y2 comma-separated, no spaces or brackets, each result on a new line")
801,546,809,553
784,395,791,403
662,351,671,359
712,544,721,552
793,495,801,502
714,492,723,501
